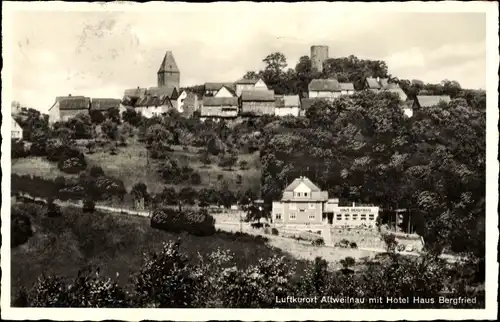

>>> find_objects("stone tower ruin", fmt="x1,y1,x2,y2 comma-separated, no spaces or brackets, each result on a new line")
310,45,329,73
157,50,180,90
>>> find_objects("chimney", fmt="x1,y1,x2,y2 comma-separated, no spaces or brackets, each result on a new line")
68,94,72,97
352,202,355,207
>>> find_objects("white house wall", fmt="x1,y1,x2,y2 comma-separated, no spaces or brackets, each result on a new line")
275,107,299,117
215,87,235,98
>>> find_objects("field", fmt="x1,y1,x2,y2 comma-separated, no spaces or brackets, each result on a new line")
12,139,262,194
11,203,306,299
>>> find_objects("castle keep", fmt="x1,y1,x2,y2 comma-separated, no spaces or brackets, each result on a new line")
157,50,180,90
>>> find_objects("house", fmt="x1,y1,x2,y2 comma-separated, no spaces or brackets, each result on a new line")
134,94,174,118
178,91,199,118
177,90,188,113
214,85,237,98
240,89,275,116
235,78,268,96
148,87,179,110
200,97,239,120
271,176,380,227
308,79,342,100
339,83,355,95
48,95,91,124
204,82,235,96
324,202,380,228
272,176,329,225
406,95,452,117
90,98,121,114
275,95,300,117
363,77,404,92
11,116,23,140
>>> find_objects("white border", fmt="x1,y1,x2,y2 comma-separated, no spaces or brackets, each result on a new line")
1,1,498,320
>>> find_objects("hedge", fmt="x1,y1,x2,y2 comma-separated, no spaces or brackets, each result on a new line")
151,208,216,236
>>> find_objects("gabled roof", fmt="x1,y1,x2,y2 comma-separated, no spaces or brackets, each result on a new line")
205,82,235,91
339,83,355,91
365,77,394,90
235,78,260,85
241,89,275,102
11,116,22,128
216,85,237,97
202,97,238,106
124,87,147,98
148,86,178,99
157,51,179,74
308,79,341,92
284,176,321,192
135,94,172,107
90,98,121,111
415,95,451,108
57,96,91,110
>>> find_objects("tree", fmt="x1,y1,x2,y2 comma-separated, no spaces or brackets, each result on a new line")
131,182,149,210
82,198,96,213
179,187,196,206
66,113,93,139
190,172,202,185
159,187,178,206
107,107,121,124
243,71,259,80
101,119,119,140
89,166,105,178
122,108,142,127
90,110,105,124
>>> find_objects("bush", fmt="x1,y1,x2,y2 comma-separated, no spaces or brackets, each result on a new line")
12,139,29,158
83,198,96,213
350,242,358,249
311,238,325,246
239,160,249,170
263,227,271,235
339,239,350,248
46,198,62,217
89,166,105,178
397,244,406,252
271,228,279,236
150,208,216,236
11,210,34,247
190,172,202,185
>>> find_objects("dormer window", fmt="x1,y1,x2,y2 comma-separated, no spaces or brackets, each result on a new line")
296,192,301,197
304,192,308,197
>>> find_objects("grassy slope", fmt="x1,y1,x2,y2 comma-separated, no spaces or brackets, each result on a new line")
11,139,262,194
11,203,303,298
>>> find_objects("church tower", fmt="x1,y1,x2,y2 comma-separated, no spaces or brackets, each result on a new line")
157,50,180,90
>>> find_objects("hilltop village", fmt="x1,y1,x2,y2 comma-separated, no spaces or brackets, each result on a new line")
45,45,452,125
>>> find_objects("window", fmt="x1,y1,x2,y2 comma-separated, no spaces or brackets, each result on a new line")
369,214,375,221
352,214,358,220
275,213,282,220
289,203,297,210
290,212,296,220
345,214,350,221
309,214,315,220
299,209,305,212
296,192,301,197
309,203,316,209
304,192,308,197
336,214,342,220
360,214,367,220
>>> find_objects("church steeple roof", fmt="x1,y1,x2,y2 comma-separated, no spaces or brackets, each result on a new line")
158,51,179,74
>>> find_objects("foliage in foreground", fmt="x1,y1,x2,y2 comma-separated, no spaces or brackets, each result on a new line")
15,240,484,309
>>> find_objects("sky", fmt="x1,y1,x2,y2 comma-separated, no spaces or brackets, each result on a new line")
6,2,488,113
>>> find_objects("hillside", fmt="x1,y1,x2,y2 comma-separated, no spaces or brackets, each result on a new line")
12,138,262,195
11,202,305,300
